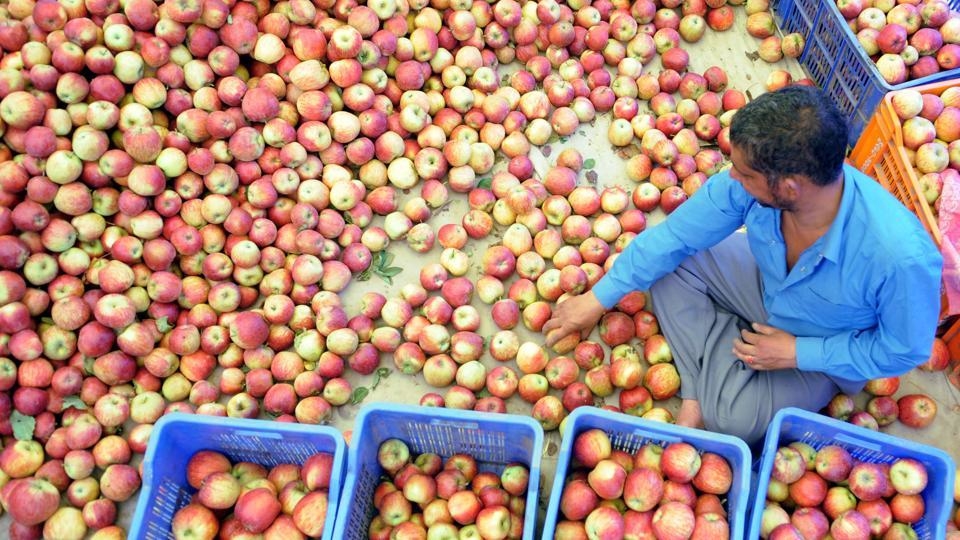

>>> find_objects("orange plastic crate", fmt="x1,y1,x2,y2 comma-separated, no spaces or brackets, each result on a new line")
849,79,957,322
848,80,955,247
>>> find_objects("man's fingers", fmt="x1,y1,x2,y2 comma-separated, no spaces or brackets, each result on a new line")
740,329,760,344
752,322,774,334
545,328,567,347
542,318,560,335
732,338,757,356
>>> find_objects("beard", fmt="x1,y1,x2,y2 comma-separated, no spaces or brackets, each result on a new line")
756,182,797,212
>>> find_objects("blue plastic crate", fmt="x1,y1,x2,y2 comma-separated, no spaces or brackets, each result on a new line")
541,407,753,539
772,0,960,146
130,414,347,540
748,407,957,539
332,403,544,540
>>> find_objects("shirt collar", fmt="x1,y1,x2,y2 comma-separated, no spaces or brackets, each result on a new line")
817,164,856,263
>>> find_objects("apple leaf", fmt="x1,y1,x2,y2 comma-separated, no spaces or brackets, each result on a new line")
343,212,353,224
370,367,392,391
350,387,369,405
376,251,395,269
478,177,492,189
62,395,87,410
583,158,596,170
356,269,371,281
11,411,36,441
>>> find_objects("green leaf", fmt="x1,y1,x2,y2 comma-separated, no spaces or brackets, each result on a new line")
62,395,87,410
356,269,371,281
583,158,596,169
371,367,392,390
380,251,395,268
377,267,403,278
351,387,370,405
478,177,492,189
11,411,36,441
343,212,353,225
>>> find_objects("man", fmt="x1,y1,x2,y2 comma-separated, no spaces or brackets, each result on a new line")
543,86,943,447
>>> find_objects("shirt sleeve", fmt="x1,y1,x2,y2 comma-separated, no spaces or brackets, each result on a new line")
591,172,751,309
795,250,943,380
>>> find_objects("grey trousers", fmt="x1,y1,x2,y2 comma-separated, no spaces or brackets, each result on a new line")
649,232,840,448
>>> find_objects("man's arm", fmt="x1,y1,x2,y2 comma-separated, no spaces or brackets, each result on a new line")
544,173,750,345
795,253,943,381
591,172,752,308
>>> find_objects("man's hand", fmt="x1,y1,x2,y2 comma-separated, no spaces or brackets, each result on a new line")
542,291,607,347
733,322,797,371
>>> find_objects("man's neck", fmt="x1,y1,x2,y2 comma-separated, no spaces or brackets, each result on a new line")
784,174,845,231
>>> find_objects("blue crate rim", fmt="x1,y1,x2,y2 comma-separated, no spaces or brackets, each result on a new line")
140,413,347,484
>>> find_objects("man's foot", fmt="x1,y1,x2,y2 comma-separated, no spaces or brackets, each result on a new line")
675,399,704,429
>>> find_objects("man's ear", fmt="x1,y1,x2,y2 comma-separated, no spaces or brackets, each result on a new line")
778,176,803,200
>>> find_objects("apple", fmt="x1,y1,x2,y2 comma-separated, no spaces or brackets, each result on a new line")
585,505,625,539
888,458,928,496
692,452,732,496
897,393,937,428
5,477,61,526
623,466,663,512
652,501,696,540
661,443,701,484
831,510,871,540
864,376,900,396
848,462,889,502
171,503,219,540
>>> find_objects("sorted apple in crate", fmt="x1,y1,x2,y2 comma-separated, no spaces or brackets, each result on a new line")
334,405,542,539
132,417,345,540
170,447,337,537
750,408,956,539
835,0,960,84
544,408,752,539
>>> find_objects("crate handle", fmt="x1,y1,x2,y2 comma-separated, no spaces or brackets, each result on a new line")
833,433,883,453
429,419,480,430
235,430,283,440
637,430,680,444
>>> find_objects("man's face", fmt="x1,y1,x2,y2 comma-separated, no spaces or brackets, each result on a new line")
728,145,796,211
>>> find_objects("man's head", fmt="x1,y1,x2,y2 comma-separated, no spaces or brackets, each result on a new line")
730,86,848,191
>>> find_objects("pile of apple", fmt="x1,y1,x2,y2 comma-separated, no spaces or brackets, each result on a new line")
170,448,337,539
368,438,531,540
0,0,831,534
553,427,735,539
758,442,936,539
825,383,939,433
822,336,951,432
839,0,960,84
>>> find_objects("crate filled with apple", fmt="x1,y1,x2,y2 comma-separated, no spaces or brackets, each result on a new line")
542,406,752,539
130,414,346,540
772,0,960,144
748,407,956,539
851,81,960,247
332,403,543,540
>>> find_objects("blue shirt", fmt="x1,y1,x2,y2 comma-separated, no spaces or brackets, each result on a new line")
591,165,943,387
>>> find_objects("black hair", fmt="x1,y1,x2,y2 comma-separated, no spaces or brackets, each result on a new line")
730,85,848,187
